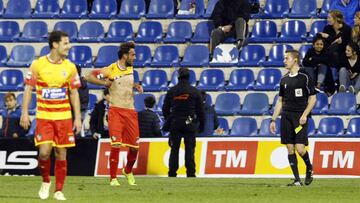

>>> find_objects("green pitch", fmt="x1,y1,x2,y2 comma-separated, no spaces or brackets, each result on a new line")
0,176,359,203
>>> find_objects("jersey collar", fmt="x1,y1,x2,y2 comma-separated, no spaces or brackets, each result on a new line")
116,61,127,71
289,72,298,77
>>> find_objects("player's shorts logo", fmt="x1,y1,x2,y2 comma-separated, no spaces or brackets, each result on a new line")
68,136,75,142
111,136,116,141
41,88,66,100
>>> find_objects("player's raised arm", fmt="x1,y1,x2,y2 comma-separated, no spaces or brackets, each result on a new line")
85,68,112,87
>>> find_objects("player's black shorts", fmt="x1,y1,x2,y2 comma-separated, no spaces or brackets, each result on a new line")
280,111,308,146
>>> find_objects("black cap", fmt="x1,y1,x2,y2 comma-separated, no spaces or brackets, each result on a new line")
177,68,190,80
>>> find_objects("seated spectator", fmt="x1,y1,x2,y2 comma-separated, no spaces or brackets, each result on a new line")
339,42,360,94
330,0,359,27
138,96,162,138
198,91,221,137
1,92,27,138
210,0,250,53
89,89,110,139
352,11,360,47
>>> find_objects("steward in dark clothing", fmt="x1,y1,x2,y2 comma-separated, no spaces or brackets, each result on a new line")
198,91,219,137
1,105,27,137
89,89,110,138
138,96,162,138
162,68,205,177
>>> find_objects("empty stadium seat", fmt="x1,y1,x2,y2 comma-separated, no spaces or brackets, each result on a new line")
0,0,3,16
316,117,344,136
346,117,360,136
238,45,265,67
89,0,117,19
78,21,105,42
262,44,293,67
164,21,192,43
134,93,154,112
142,70,168,92
68,46,92,67
258,118,280,136
252,68,282,90
180,45,209,67
60,0,88,19
146,0,174,19
268,94,278,115
133,45,151,67
151,45,179,67
197,69,225,91
318,0,331,18
277,20,306,43
0,45,7,66
191,21,214,43
33,0,60,18
248,21,277,43
93,45,118,67
0,21,20,42
176,0,205,19
312,92,328,114
305,21,327,42
135,21,163,43
18,21,48,42
0,69,24,91
210,44,239,67
239,93,269,115
214,117,229,136
307,118,316,136
299,44,312,61
25,119,36,137
53,21,78,42
88,94,98,112
203,0,218,18
214,93,240,115
155,94,165,115
3,0,31,18
17,93,36,115
117,0,146,19
327,92,357,115
40,46,50,56
133,70,139,83
225,69,254,91
168,69,197,87
230,117,258,136
6,45,35,67
104,21,133,42
259,0,289,19
286,0,317,18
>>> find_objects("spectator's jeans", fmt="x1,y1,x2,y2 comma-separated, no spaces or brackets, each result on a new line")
303,65,328,85
339,67,360,91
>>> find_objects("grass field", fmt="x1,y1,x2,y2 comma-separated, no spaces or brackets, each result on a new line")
0,176,359,203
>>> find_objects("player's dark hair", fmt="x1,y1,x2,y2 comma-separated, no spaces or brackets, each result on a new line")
312,36,325,45
285,50,300,64
347,41,359,55
48,31,69,49
144,96,156,108
103,88,110,96
118,42,135,59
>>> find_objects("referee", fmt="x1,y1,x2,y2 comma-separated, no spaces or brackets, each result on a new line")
270,50,316,186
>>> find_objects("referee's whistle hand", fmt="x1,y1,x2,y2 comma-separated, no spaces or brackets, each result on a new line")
270,122,276,134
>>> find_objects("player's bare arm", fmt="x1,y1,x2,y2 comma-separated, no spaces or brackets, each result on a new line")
134,83,143,93
270,96,283,134
69,88,82,134
85,69,112,87
20,84,33,130
299,95,316,125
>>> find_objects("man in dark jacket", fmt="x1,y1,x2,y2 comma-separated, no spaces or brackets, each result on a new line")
162,67,205,178
198,91,219,137
89,89,110,139
210,0,250,53
138,96,162,138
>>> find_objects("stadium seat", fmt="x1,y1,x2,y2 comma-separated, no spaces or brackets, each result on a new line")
134,93,154,112
25,119,36,137
89,0,117,19
155,94,165,115
134,21,163,43
210,44,239,67
225,69,254,91
191,21,214,43
17,93,36,115
87,82,104,90
248,21,277,43
258,0,289,19
316,117,344,136
0,21,20,42
327,92,357,115
18,21,48,42
68,46,92,67
214,93,241,116
104,21,133,42
299,44,312,61
230,117,258,136
180,45,209,67
164,21,192,43
258,118,280,136
307,118,316,136
88,94,98,112
141,70,168,92
197,69,225,91
203,0,218,18
214,117,229,136
168,69,196,87
33,0,60,18
117,0,145,19
239,93,269,115
133,70,139,84
286,0,317,18
93,45,118,68
53,21,78,42
146,0,174,19
176,0,205,19
6,45,35,67
238,45,265,67
60,0,88,19
3,0,31,18
312,92,328,114
0,45,7,66
204,93,212,106
277,20,306,43
305,21,327,42
0,0,3,16
252,68,282,90
268,94,278,115
0,69,24,91
346,117,360,136
318,0,331,18
133,45,151,67
262,44,293,67
78,21,105,42
151,45,179,67
40,46,50,56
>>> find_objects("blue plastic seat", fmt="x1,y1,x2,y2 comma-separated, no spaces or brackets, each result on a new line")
133,70,139,84
0,69,24,91
277,20,306,43
225,69,254,91
259,0,289,19
238,45,265,67
327,92,357,115
252,68,282,90
318,0,331,18
316,117,344,136
89,0,117,19
17,93,36,115
60,0,88,19
214,117,229,136
94,46,118,68
191,21,214,43
168,69,196,87
312,92,328,114
117,0,145,19
68,45,92,67
134,93,154,112
151,45,179,67
87,82,104,90
262,44,293,67
135,21,163,43
88,94,98,112
0,0,3,16
6,45,35,67
40,46,50,56
203,0,218,18
307,118,316,136
164,21,192,43
197,69,225,91
248,21,277,43
305,21,327,42
146,0,174,19
19,21,48,42
210,44,239,67
258,118,280,136
133,45,151,67
33,0,60,18
230,117,258,136
53,21,78,42
214,93,241,116
3,0,31,18
142,70,168,92
180,45,209,67
155,94,165,115
25,119,36,137
299,44,312,61
176,0,205,19
0,45,7,66
239,93,269,115
104,21,133,42
287,0,317,18
0,21,20,42
346,117,360,136
78,21,104,42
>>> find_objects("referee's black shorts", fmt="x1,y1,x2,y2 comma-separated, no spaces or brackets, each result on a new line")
280,111,309,146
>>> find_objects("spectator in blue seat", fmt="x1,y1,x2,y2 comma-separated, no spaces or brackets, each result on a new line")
138,96,162,138
330,0,359,27
89,89,110,139
338,42,360,94
198,91,220,137
1,92,27,138
352,11,360,47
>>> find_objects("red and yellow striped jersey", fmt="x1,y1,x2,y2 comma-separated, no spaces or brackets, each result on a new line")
25,56,80,120
99,61,134,79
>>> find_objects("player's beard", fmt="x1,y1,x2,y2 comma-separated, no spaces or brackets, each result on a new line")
125,59,133,67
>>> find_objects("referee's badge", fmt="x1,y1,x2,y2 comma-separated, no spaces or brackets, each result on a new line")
295,88,303,97
284,84,287,89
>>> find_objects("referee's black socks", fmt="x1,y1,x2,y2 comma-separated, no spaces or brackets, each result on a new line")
288,154,300,181
301,151,313,171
